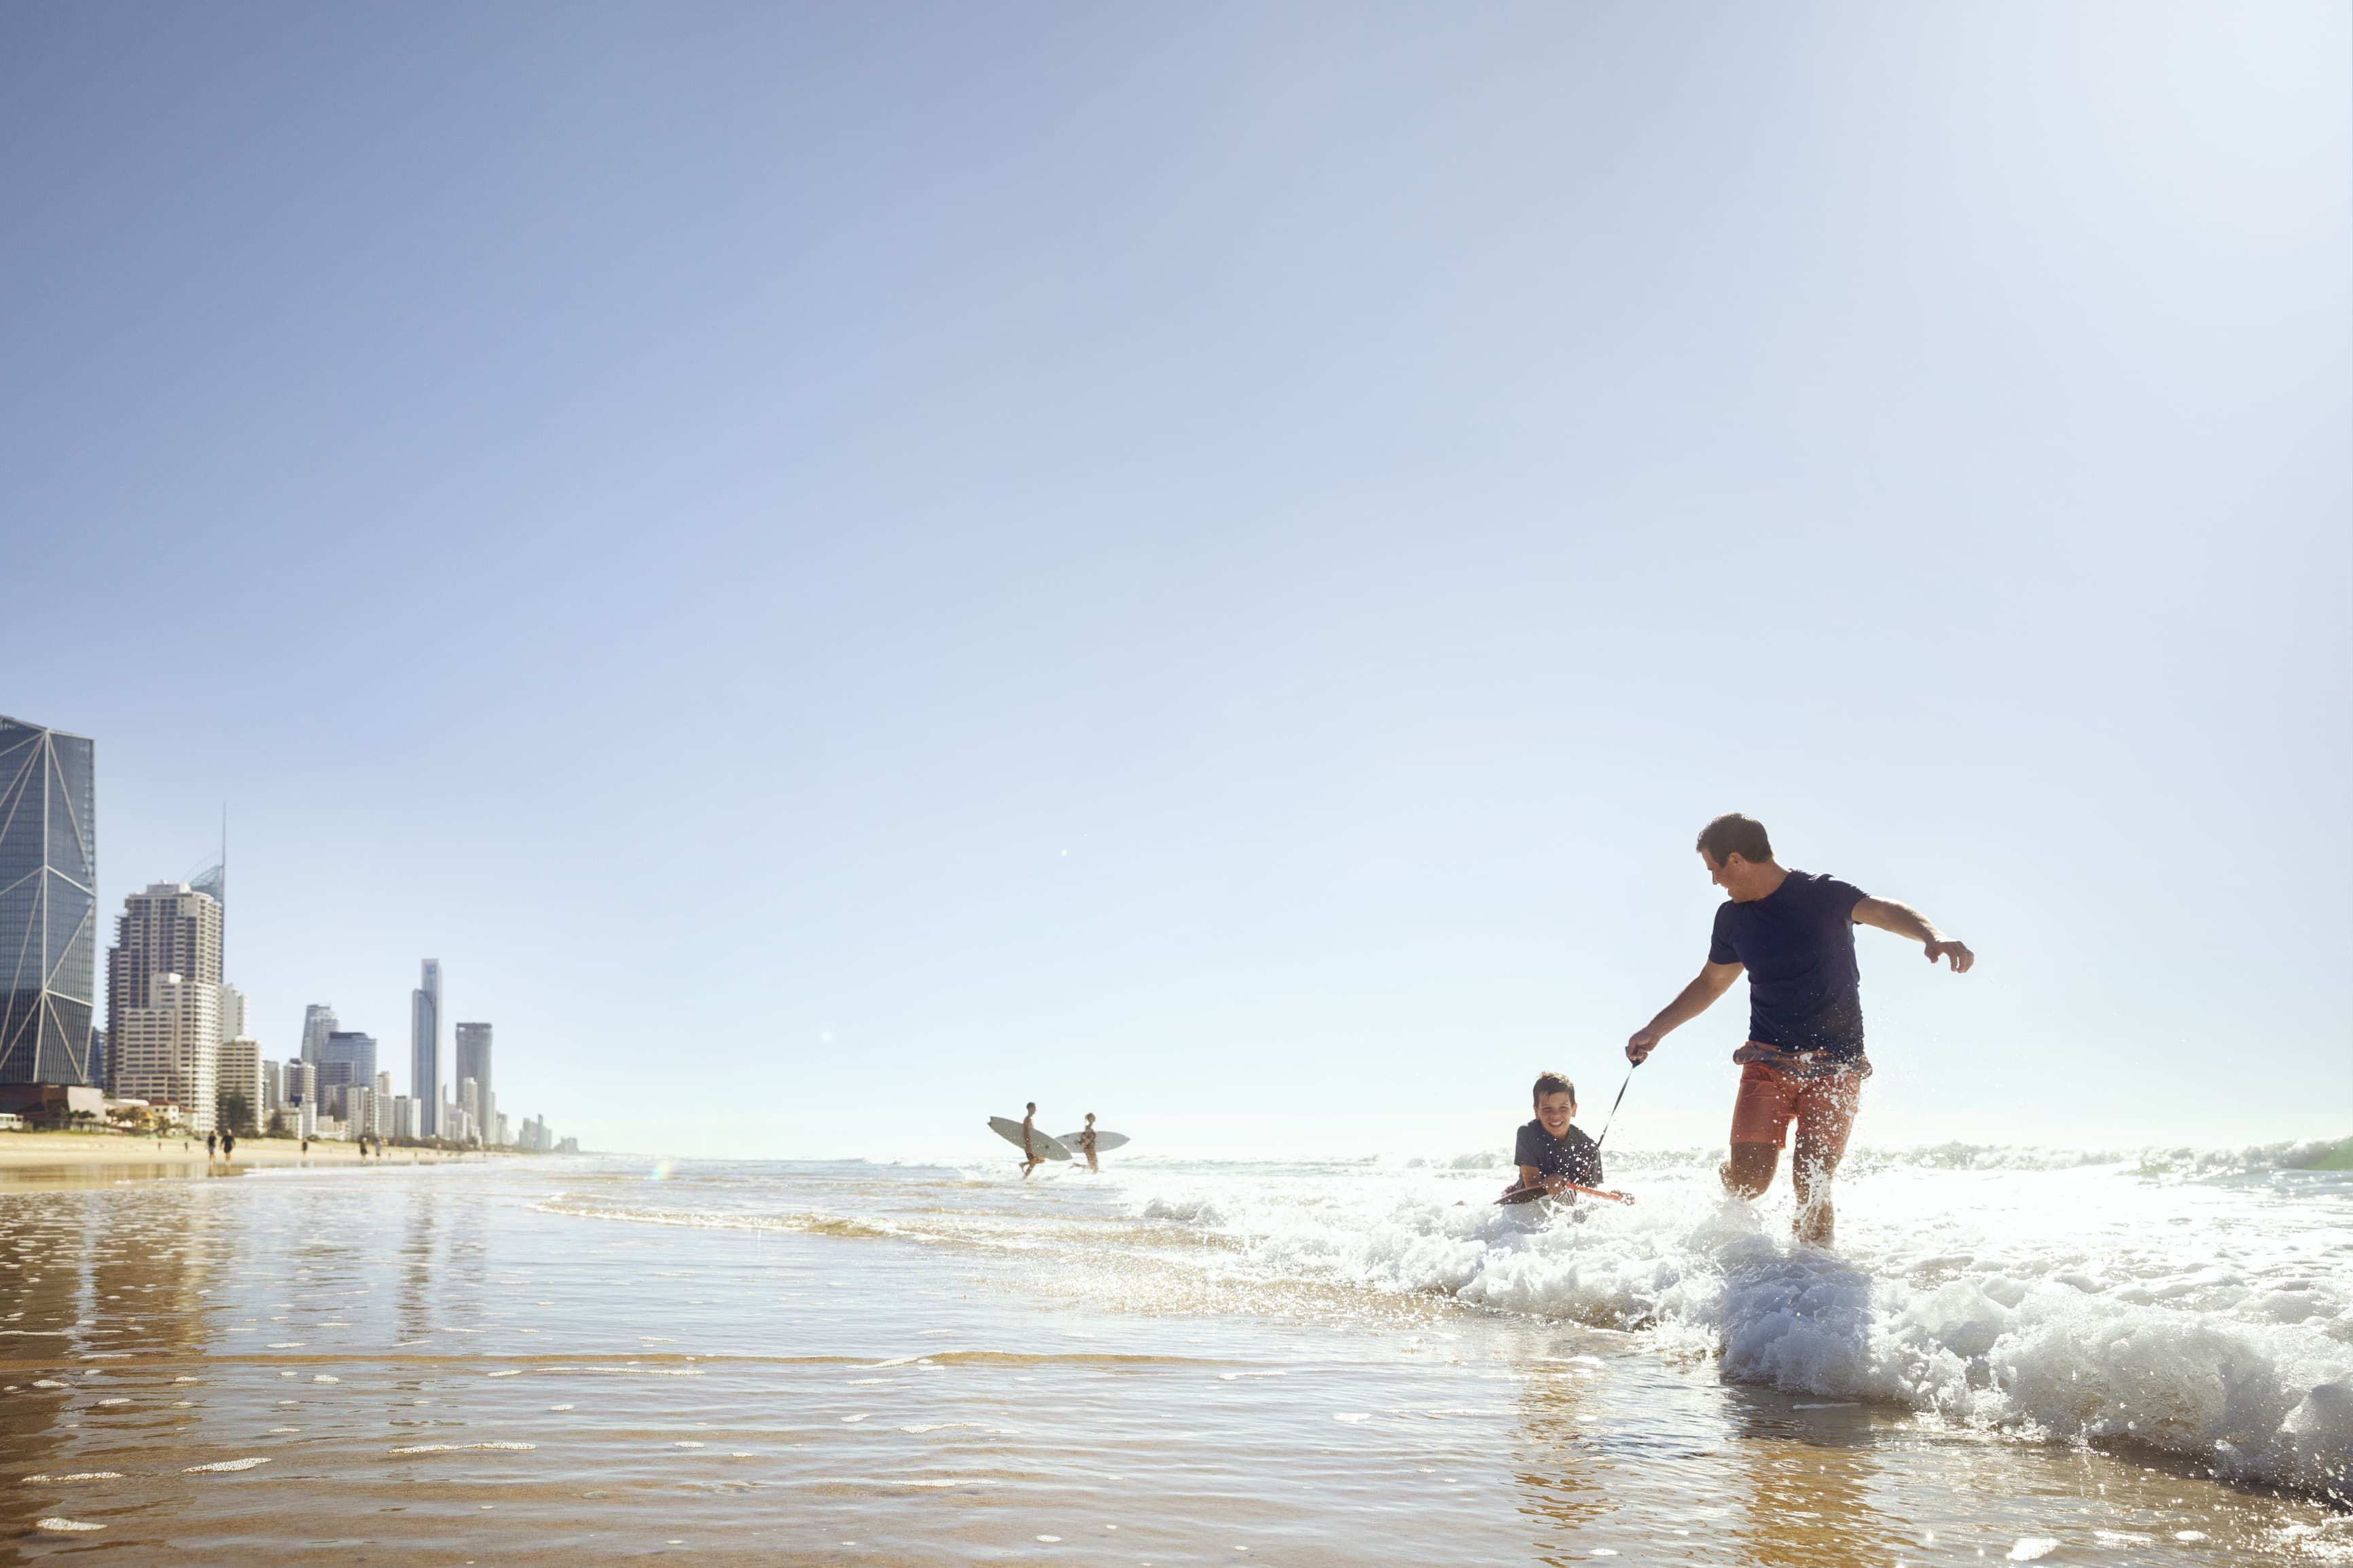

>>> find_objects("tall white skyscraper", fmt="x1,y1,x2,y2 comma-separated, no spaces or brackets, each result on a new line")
106,883,223,1130
411,960,441,1137
113,972,220,1131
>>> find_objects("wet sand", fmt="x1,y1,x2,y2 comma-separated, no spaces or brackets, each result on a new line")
0,1156,2343,1564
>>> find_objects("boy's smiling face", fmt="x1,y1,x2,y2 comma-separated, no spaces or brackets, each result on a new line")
1534,1089,1576,1139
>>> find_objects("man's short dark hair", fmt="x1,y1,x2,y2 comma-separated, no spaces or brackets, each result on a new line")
1532,1072,1575,1104
1696,813,1773,865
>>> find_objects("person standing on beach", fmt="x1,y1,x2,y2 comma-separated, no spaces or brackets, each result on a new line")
221,1131,236,1162
1077,1114,1100,1173
206,1132,217,1159
1625,813,1974,1247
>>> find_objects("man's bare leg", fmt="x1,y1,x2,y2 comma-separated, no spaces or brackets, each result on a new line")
1789,1135,1844,1247
1721,1142,1779,1201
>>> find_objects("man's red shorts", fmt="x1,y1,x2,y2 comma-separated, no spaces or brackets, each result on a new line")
1729,1053,1865,1159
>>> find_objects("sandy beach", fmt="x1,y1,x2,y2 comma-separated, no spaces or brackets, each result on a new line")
0,1131,494,1175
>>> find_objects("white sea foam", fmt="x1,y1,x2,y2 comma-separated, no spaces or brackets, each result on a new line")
538,1139,2352,1501
1121,1149,2353,1500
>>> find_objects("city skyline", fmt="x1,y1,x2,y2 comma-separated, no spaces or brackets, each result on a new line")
0,701,562,1147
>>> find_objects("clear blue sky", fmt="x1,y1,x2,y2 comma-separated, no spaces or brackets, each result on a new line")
4,3,2346,1159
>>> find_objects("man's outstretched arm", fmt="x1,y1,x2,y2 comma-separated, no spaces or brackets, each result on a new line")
1853,896,1975,971
1625,962,1744,1063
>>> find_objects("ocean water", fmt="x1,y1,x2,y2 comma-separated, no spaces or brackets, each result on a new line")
0,1144,2346,1563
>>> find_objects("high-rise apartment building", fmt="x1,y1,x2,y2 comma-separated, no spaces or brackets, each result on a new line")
260,1058,284,1116
299,1004,337,1064
411,960,441,1137
107,884,223,1129
284,1059,317,1131
217,1036,262,1132
113,971,220,1130
454,1021,492,1114
318,1030,377,1101
0,716,98,1088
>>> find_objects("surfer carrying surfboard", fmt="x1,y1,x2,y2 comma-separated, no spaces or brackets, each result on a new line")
1077,1113,1100,1173
1625,813,1974,1247
1020,1101,1047,1179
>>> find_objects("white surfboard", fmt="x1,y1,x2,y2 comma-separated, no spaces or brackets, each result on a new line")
1058,1130,1130,1152
988,1117,1071,1161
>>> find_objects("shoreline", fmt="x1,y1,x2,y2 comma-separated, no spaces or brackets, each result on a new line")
0,1131,503,1175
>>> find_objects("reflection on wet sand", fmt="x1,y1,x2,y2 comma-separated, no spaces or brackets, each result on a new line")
1720,1388,1891,1567
0,1191,94,1498
1509,1355,1612,1560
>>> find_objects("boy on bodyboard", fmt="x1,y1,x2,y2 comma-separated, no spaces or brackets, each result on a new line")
1499,1071,1631,1206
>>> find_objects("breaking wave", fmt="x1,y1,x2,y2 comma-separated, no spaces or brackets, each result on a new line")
1121,1147,2353,1502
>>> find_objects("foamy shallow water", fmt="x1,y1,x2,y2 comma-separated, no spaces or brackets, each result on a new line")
0,1147,2343,1563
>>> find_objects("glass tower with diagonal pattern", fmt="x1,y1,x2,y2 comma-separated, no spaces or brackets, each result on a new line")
0,716,98,1087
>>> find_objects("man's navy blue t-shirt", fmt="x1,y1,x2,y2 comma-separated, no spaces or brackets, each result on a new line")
1708,871,1871,1060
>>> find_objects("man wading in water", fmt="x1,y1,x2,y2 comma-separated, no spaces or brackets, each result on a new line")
1625,814,1974,1247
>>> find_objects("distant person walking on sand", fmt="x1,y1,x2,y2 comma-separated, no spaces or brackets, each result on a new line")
206,1132,217,1159
1077,1114,1100,1173
1020,1103,1047,1179
221,1131,236,1161
1625,814,1974,1247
